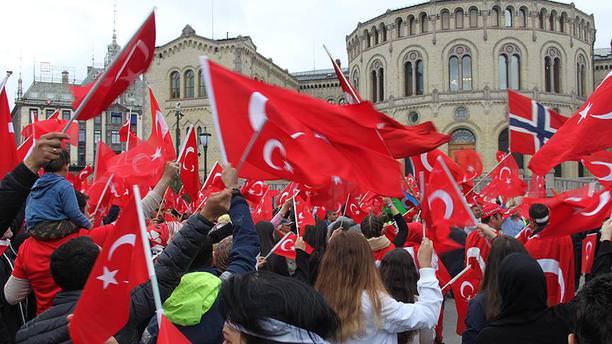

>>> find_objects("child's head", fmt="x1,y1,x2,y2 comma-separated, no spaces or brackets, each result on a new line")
43,149,70,175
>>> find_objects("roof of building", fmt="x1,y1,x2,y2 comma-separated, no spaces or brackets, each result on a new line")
292,67,349,82
20,81,75,103
594,48,612,60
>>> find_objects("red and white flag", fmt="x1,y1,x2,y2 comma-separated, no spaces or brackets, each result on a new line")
272,232,313,260
69,194,149,343
0,76,18,179
480,152,526,201
16,136,35,162
294,196,316,235
177,126,200,202
241,179,269,204
410,149,464,184
449,258,483,335
526,174,547,198
71,11,156,120
93,141,118,182
197,162,225,207
78,165,94,181
148,87,176,160
581,150,612,188
158,314,191,344
581,233,598,275
345,194,367,224
251,189,274,224
276,182,300,207
452,148,483,181
529,71,612,175
106,135,167,190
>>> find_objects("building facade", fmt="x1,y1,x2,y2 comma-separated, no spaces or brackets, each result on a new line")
594,47,612,87
346,0,596,177
294,66,348,104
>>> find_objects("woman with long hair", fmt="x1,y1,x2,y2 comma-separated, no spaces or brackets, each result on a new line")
315,230,442,343
295,220,328,285
379,249,434,344
462,235,528,344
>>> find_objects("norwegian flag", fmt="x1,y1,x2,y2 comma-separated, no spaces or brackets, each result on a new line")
581,150,612,188
508,90,568,155
581,233,598,275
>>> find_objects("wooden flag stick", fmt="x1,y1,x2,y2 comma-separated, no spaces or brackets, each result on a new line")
465,153,512,196
235,124,266,175
156,187,169,220
264,231,292,260
441,264,472,292
92,174,114,217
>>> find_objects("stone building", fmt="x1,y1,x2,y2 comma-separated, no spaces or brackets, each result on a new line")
144,25,298,175
594,46,612,87
345,0,596,177
294,66,348,104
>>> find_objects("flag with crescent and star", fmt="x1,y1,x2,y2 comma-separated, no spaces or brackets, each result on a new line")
581,150,612,189
0,75,18,180
529,71,612,175
480,152,526,201
449,257,483,335
581,233,598,275
272,232,313,260
148,87,176,160
410,149,465,184
69,194,149,344
177,126,200,202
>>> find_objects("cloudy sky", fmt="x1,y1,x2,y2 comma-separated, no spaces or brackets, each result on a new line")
1,0,610,107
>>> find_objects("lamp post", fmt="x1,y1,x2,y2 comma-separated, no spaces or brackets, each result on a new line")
198,126,212,177
174,102,183,154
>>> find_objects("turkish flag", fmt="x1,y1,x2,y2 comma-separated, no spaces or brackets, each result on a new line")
402,244,451,290
480,153,526,201
71,11,155,120
272,232,313,260
449,258,483,335
529,71,612,175
93,141,118,182
326,51,362,104
378,120,450,159
69,194,149,343
148,87,176,160
360,192,384,215
452,148,482,181
22,118,79,146
109,178,131,208
119,119,131,142
196,162,225,207
241,179,269,204
410,149,465,184
16,136,35,162
0,82,18,180
251,189,274,224
201,57,403,197
581,233,598,275
526,175,547,198
276,182,300,207
525,235,575,306
78,165,94,181
158,314,191,344
106,136,167,190
86,176,114,226
581,150,612,188
294,196,316,235
177,126,200,202
345,195,367,224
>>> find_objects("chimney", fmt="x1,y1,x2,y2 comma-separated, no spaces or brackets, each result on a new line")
61,70,69,84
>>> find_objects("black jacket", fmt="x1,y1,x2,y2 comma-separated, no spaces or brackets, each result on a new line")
0,163,38,237
14,291,80,344
462,292,487,344
590,239,612,279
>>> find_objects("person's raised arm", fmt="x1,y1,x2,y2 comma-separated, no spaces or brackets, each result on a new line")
140,162,179,219
384,197,408,247
271,198,293,228
591,218,612,278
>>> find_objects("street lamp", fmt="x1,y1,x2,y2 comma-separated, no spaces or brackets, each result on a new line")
198,126,212,177
174,102,183,154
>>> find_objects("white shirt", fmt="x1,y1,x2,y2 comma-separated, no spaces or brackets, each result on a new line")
334,268,442,344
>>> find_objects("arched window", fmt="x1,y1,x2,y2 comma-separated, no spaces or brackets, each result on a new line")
198,69,207,98
455,9,464,29
544,48,562,93
381,23,387,42
371,70,377,101
408,15,416,35
365,30,371,48
504,7,513,27
498,128,524,169
560,13,566,32
170,71,180,99
469,7,478,28
519,7,527,27
378,67,384,101
576,55,587,97
499,44,521,89
403,51,424,96
510,55,520,89
549,10,556,31
441,10,450,30
573,18,577,37
499,55,508,89
396,18,403,38
370,61,384,103
184,70,194,98
539,9,546,30
373,27,379,45
449,128,476,156
544,56,552,92
491,7,500,27
448,45,473,91
351,69,360,93
553,57,561,93
420,13,428,33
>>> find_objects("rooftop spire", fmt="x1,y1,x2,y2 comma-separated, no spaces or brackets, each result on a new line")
112,0,117,44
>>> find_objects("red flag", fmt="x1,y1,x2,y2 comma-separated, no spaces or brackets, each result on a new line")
196,162,225,207
294,197,315,235
581,150,612,188
0,79,18,179
16,136,35,162
449,258,483,335
325,49,362,104
410,149,465,184
480,153,526,200
581,233,598,275
241,179,269,204
508,90,568,155
148,87,176,160
177,126,200,201
22,118,79,146
529,71,612,175
452,148,483,181
106,136,167,190
527,175,547,198
70,195,149,343
201,58,403,197
78,165,94,181
251,190,274,224
276,182,300,207
86,176,114,227
158,314,191,344
93,141,118,181
272,232,313,260
345,195,367,224
360,192,384,215
71,11,156,120
119,119,131,142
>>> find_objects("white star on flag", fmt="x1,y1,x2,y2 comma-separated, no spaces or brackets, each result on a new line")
96,266,119,289
577,102,592,124
150,147,162,160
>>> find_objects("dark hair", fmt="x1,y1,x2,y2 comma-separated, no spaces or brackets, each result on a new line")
75,191,89,214
361,215,383,239
303,220,327,252
379,249,419,343
220,271,340,342
255,221,275,256
102,205,121,225
42,149,70,173
50,237,99,291
480,236,528,320
190,235,213,270
529,203,549,234
573,273,612,344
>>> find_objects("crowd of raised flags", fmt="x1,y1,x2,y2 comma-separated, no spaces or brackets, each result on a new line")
0,9,611,344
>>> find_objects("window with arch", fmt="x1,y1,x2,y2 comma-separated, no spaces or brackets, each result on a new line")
170,71,180,99
504,7,513,27
184,69,194,98
573,18,577,37
549,11,556,31
491,7,500,27
576,55,587,97
403,51,425,96
198,69,207,98
544,47,562,93
560,13,566,32
519,7,527,27
365,30,371,48
469,7,478,28
448,45,472,91
539,9,546,30
381,24,387,42
449,128,476,156
498,128,524,169
351,69,360,94
441,9,450,30
585,22,591,42
373,27,379,45
420,13,428,33
408,15,416,35
455,9,464,29
499,44,521,90
396,18,403,38
454,106,469,121
370,60,385,103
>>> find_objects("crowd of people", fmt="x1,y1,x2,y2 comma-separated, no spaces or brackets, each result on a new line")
0,132,610,344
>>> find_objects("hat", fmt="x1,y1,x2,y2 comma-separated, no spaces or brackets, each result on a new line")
481,202,504,219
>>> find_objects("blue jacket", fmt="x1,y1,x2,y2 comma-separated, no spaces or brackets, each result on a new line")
462,292,488,344
25,174,91,229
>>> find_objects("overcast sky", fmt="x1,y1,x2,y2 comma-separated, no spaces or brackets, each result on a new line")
1,0,610,108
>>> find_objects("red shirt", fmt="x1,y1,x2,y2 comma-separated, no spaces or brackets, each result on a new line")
12,225,114,314
372,243,396,262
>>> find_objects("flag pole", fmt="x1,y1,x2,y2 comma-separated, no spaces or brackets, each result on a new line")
418,172,426,238
322,44,360,103
61,8,155,133
195,161,219,211
263,231,292,260
441,264,472,291
92,174,114,218
292,191,301,237
133,185,164,323
465,153,512,196
235,124,266,174
438,156,478,225
176,125,193,164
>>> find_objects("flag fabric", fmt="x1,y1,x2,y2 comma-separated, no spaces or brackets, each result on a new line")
526,175,547,198
410,149,465,184
241,179,269,204
78,165,94,181
360,192,384,215
581,150,612,188
294,197,316,235
581,233,598,275
345,194,368,224
0,79,18,179
158,314,191,344
200,57,403,197
93,141,118,181
449,258,483,335
177,126,200,202
119,119,131,142
529,71,612,175
276,182,300,207
272,232,313,260
106,135,167,190
69,195,149,343
480,153,526,201
452,148,483,181
148,87,176,160
197,162,225,206
326,51,362,104
71,11,156,120
21,118,79,146
251,190,274,224
16,136,35,162
86,176,114,227
508,90,568,155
